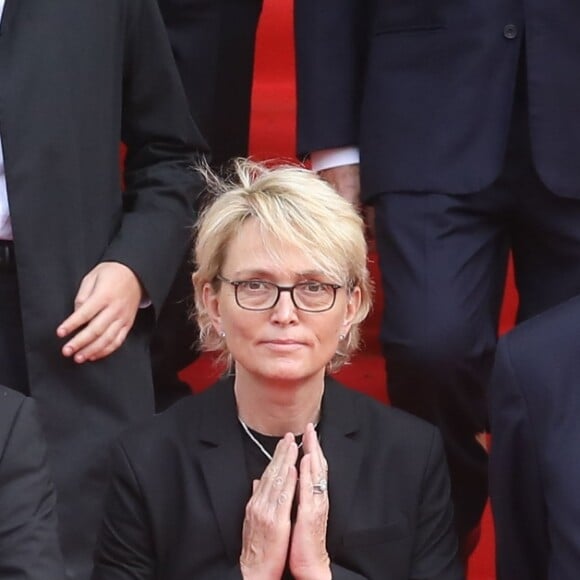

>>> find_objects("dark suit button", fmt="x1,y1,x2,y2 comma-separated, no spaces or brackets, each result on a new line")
503,24,518,39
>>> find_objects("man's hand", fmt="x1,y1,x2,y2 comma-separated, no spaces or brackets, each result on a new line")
57,262,144,363
319,163,361,207
319,163,375,241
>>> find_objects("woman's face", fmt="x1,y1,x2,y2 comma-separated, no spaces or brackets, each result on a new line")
203,219,361,385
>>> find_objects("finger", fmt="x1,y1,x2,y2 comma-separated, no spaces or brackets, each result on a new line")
73,319,131,363
298,452,313,510
302,422,316,455
308,427,323,483
274,463,297,519
310,424,328,481
74,270,99,308
61,307,120,360
304,424,328,484
266,435,298,508
58,293,107,344
57,271,102,339
248,436,297,531
90,324,130,361
274,440,298,517
255,433,291,492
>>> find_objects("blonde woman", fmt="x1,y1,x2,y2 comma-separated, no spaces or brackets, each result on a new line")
92,160,462,580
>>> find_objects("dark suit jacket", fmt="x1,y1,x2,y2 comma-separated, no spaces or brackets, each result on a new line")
0,0,206,575
489,295,580,580
92,377,462,580
156,0,263,165
295,1,580,200
0,386,64,580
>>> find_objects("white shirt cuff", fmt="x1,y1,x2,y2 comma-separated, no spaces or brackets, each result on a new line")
310,147,360,172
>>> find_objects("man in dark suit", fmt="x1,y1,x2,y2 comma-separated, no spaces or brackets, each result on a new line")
0,0,205,577
294,0,580,553
489,295,580,580
151,0,263,410
0,385,65,579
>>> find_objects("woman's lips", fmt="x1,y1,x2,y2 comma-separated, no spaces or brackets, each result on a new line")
262,339,305,351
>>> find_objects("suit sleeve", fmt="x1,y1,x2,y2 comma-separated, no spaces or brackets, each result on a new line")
410,428,463,580
0,398,65,580
101,0,209,314
294,0,368,157
488,338,548,580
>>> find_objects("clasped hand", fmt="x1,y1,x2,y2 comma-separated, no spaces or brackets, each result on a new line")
240,423,331,580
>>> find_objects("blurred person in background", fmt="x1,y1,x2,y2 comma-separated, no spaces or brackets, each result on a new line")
295,1,580,565
0,0,206,576
152,0,263,410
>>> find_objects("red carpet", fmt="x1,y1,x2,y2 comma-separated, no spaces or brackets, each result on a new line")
181,2,518,577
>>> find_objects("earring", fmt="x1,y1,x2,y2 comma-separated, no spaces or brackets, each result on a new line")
219,331,226,338
339,334,345,341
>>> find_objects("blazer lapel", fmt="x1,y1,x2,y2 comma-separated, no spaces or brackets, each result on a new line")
320,379,364,551
197,378,250,564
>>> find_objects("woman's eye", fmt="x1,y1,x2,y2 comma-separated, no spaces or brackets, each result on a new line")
244,280,269,291
303,282,324,293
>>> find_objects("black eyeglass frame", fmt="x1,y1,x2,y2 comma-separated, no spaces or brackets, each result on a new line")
216,275,343,313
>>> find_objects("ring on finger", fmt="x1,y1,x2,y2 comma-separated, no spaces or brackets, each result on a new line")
312,478,328,494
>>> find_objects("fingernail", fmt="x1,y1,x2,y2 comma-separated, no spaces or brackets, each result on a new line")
75,354,85,363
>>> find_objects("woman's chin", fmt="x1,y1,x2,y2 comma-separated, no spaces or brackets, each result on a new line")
242,361,321,385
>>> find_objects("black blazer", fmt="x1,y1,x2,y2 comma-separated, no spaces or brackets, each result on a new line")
295,0,580,200
0,386,64,580
489,295,580,580
92,378,462,580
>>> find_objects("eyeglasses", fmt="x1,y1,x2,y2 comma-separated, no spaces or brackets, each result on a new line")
217,275,342,312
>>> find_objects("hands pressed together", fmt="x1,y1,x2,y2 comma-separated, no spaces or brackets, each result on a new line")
57,262,144,364
240,423,332,580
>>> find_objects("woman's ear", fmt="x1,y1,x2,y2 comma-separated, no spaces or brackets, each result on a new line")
342,286,362,335
202,281,223,335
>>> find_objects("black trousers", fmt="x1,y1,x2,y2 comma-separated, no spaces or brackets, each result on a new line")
374,72,580,536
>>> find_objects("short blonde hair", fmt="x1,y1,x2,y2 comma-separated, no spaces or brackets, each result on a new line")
192,158,373,373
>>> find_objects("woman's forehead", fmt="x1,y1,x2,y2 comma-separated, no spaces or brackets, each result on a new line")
223,221,334,278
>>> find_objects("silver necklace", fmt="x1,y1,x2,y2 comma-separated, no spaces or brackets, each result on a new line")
238,417,315,462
